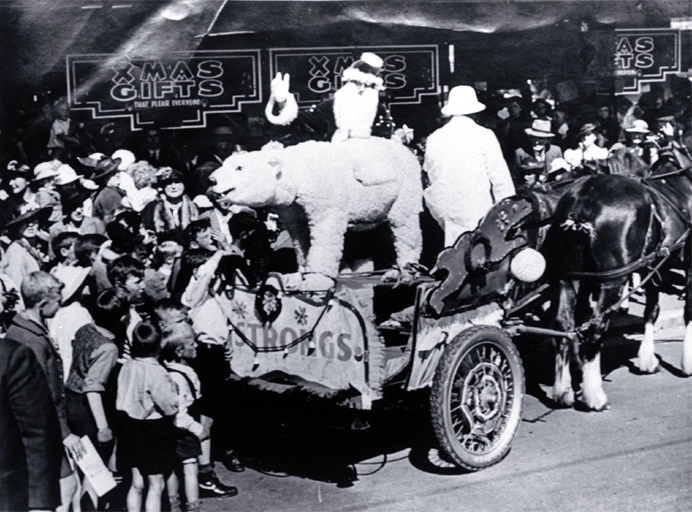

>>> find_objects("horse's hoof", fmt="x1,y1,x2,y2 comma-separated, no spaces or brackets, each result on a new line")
552,390,575,409
638,361,661,374
575,392,610,412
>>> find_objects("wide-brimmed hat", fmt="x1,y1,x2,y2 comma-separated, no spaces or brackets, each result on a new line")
33,161,61,179
625,119,649,134
155,167,184,188
59,183,93,213
32,167,59,183
6,161,32,180
106,217,144,254
578,123,598,137
52,265,91,303
77,152,107,168
6,206,52,230
90,157,122,184
525,119,555,138
112,149,136,171
441,86,486,116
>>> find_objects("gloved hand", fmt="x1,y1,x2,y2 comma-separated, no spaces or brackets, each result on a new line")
271,72,291,103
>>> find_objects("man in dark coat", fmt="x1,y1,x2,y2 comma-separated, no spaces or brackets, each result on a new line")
0,338,62,511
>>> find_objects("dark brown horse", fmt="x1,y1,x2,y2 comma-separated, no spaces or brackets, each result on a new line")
542,147,692,411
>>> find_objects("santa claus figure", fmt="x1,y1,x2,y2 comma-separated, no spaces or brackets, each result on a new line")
265,52,387,144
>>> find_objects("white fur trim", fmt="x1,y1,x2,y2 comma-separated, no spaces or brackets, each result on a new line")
265,93,299,126
581,353,609,411
360,52,384,68
638,322,659,373
682,321,692,375
342,68,385,90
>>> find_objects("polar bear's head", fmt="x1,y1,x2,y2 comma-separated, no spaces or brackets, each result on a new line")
209,149,292,208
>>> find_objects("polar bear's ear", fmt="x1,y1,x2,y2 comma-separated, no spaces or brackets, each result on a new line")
267,156,284,179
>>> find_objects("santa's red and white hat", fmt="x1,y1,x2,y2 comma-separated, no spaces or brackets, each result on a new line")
342,52,385,89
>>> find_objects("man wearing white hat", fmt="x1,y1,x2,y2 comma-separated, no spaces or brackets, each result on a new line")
513,119,563,186
424,85,515,246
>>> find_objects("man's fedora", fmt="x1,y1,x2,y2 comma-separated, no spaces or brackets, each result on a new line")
90,157,122,185
441,86,486,116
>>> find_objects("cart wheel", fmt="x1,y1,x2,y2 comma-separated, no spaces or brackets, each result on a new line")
430,325,524,471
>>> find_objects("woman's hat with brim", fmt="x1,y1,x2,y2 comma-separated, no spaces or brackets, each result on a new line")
59,183,93,213
52,265,91,303
90,157,122,184
578,123,598,137
106,219,144,255
525,119,555,138
625,119,649,134
77,152,107,168
5,206,53,230
441,85,486,116
155,167,185,188
6,161,32,180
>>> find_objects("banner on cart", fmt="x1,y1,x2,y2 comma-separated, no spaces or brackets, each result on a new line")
222,288,376,397
268,45,440,107
613,29,680,93
66,50,262,130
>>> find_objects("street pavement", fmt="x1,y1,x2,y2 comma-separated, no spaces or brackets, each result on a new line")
202,293,692,512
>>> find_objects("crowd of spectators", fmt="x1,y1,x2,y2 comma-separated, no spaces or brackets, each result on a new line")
0,82,690,512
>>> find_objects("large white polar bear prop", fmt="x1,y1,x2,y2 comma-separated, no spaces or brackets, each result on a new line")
209,138,423,287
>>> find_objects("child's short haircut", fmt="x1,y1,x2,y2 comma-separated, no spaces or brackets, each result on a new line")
92,287,130,332
131,320,162,358
153,297,189,325
150,240,183,270
51,232,80,263
75,234,108,267
181,248,214,272
160,322,195,362
184,218,211,247
21,271,63,308
107,255,145,286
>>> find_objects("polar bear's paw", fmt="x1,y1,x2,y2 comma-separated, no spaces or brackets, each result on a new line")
299,273,336,292
381,266,415,287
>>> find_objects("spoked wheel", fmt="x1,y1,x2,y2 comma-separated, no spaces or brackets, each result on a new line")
430,326,525,471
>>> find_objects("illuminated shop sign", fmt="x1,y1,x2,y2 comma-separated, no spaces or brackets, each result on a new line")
268,45,440,107
67,50,262,130
614,29,680,93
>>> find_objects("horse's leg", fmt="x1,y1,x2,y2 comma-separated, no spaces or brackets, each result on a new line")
578,282,623,411
638,283,661,373
682,257,692,375
552,280,577,408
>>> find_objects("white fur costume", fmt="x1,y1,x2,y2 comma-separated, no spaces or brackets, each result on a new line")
209,138,423,286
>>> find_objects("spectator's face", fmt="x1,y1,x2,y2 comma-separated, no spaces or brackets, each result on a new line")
657,120,675,138
581,132,597,148
195,228,217,251
181,337,197,360
20,219,38,239
106,173,121,188
146,129,161,149
530,136,547,150
9,176,28,195
69,206,84,223
123,275,144,301
41,287,63,318
54,104,69,121
163,181,185,199
508,102,521,117
597,107,610,119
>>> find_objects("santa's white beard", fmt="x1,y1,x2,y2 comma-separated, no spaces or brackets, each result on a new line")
332,82,379,143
